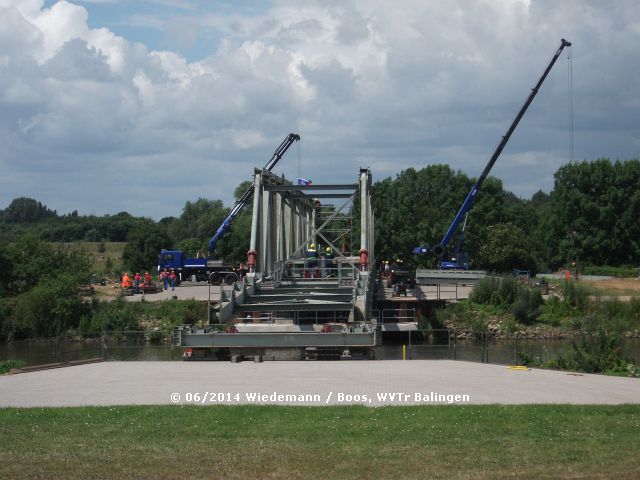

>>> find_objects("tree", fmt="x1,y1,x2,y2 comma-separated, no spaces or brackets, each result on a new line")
167,198,228,246
542,159,640,267
2,197,57,223
0,235,92,339
476,223,535,272
123,221,170,272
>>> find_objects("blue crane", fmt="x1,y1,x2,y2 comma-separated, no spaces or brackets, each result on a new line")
158,133,300,285
413,38,572,269
207,132,300,255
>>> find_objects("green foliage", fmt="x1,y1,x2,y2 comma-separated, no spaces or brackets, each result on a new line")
580,265,639,277
0,359,25,374
122,221,170,272
548,330,630,374
216,211,252,264
176,238,206,257
561,280,590,314
476,223,535,272
0,236,92,339
542,159,640,268
434,300,491,333
166,198,227,247
471,276,520,306
471,276,542,325
2,197,56,223
78,298,207,336
7,273,90,339
512,288,543,325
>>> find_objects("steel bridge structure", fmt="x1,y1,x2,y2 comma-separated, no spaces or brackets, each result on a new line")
176,168,379,355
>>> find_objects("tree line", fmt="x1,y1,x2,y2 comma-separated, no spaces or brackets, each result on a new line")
373,158,640,271
1,158,639,275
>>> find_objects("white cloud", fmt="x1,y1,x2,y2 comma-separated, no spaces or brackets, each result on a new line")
0,0,638,219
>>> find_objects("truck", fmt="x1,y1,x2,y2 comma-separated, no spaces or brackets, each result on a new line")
413,38,572,269
158,133,301,284
385,261,416,296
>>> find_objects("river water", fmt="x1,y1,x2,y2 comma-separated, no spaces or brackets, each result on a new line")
2,336,639,367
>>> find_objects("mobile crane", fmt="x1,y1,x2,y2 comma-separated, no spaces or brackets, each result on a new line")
413,38,572,269
158,133,301,284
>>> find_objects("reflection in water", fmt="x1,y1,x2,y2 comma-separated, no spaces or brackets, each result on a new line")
1,336,639,366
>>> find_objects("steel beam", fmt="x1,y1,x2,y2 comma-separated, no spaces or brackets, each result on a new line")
181,332,375,347
264,184,359,191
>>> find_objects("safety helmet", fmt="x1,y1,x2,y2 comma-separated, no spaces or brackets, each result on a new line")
325,247,331,253
310,243,315,248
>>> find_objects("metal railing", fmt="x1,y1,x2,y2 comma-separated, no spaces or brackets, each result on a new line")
379,329,529,364
372,308,417,324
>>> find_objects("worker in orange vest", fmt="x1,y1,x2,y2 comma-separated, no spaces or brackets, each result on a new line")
121,272,132,289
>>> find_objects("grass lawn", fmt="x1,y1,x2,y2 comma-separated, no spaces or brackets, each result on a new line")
1,405,639,479
54,241,126,273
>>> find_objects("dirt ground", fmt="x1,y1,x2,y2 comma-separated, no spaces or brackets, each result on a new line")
580,277,640,299
91,281,224,302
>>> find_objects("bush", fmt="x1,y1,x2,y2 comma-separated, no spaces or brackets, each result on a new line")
0,359,25,374
544,329,636,375
471,276,543,325
561,281,590,314
580,265,639,278
512,288,543,325
6,274,89,339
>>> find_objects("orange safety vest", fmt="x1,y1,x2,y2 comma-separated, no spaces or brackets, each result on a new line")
122,275,132,288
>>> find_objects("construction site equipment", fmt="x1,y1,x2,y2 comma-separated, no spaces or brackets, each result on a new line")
413,38,572,269
157,133,300,284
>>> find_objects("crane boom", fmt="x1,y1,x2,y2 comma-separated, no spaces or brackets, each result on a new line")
207,133,300,254
415,38,571,263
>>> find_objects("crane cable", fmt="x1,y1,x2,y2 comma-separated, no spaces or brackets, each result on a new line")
567,43,574,163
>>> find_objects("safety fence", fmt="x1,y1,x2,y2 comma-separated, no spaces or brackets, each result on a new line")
375,329,606,365
0,331,183,366
4,330,638,367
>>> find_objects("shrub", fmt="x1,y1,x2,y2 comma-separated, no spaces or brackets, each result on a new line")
470,277,500,305
561,280,590,314
0,359,25,374
512,288,543,325
546,329,633,374
580,265,638,278
472,276,543,325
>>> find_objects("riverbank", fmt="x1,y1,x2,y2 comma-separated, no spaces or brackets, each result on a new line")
1,404,639,479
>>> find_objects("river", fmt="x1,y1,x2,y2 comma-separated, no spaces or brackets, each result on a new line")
2,335,639,367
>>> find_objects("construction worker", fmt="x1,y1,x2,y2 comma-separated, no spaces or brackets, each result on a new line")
384,260,390,278
323,246,334,277
121,272,132,289
143,271,152,286
305,243,318,278
133,272,141,294
160,269,169,290
169,270,177,291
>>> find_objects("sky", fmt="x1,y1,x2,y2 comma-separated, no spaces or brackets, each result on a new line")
1,0,639,220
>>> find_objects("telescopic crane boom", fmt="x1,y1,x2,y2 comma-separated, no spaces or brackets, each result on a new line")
413,38,572,267
207,133,300,254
